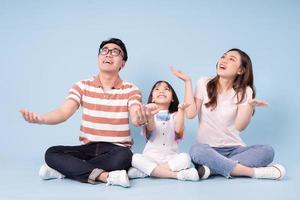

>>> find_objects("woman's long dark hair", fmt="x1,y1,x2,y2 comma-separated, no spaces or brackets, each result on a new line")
205,48,256,110
147,80,179,113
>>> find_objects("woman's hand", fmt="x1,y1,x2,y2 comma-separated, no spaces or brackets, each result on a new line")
235,99,269,131
248,99,269,107
170,66,191,82
178,102,190,111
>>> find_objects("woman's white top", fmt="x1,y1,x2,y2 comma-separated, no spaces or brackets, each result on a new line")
195,77,253,147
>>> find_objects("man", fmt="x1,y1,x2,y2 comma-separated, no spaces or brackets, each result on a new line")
20,38,150,187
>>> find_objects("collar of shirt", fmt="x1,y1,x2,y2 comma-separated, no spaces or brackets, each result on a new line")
156,110,170,121
93,74,123,89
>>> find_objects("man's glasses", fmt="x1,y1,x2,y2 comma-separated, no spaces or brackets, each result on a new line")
99,47,123,57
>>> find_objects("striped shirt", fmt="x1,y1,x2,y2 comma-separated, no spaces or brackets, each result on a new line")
67,75,142,147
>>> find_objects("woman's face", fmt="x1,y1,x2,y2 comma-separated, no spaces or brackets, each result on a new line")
217,51,243,79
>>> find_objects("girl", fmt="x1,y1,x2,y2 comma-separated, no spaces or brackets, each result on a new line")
171,48,286,180
128,80,200,181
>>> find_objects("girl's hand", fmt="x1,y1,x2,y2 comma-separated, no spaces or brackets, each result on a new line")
145,103,160,116
248,99,269,107
178,102,190,111
170,66,191,82
19,109,45,124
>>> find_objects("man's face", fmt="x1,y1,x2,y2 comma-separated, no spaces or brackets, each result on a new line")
98,43,125,73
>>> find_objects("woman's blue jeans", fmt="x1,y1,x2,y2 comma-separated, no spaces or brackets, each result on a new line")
190,143,274,178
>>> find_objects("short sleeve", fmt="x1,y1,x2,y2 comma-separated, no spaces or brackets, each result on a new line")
127,84,142,107
239,87,253,105
66,81,84,106
195,77,210,100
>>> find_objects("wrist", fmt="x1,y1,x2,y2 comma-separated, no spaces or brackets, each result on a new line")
147,117,154,124
39,117,46,125
177,108,185,113
185,79,192,84
247,100,255,108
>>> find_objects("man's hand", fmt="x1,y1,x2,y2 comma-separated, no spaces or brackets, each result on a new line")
19,109,45,124
131,103,159,126
19,99,78,125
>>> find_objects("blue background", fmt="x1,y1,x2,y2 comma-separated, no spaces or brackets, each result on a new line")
1,0,299,199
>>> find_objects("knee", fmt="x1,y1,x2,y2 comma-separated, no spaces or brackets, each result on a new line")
132,153,143,166
261,145,275,163
189,144,210,161
118,148,133,164
178,153,191,167
111,148,133,170
169,153,191,171
45,145,63,163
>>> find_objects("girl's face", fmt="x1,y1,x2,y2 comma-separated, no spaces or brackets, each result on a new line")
217,51,243,79
151,82,173,105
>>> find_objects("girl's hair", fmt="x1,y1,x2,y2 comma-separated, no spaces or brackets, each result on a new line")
147,80,179,113
205,48,256,110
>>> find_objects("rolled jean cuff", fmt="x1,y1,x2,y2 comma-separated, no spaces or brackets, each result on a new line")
224,160,239,178
88,168,104,184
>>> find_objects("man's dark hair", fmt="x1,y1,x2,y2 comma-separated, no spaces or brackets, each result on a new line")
98,38,128,61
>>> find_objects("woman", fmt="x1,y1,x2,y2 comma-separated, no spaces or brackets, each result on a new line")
171,48,285,180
